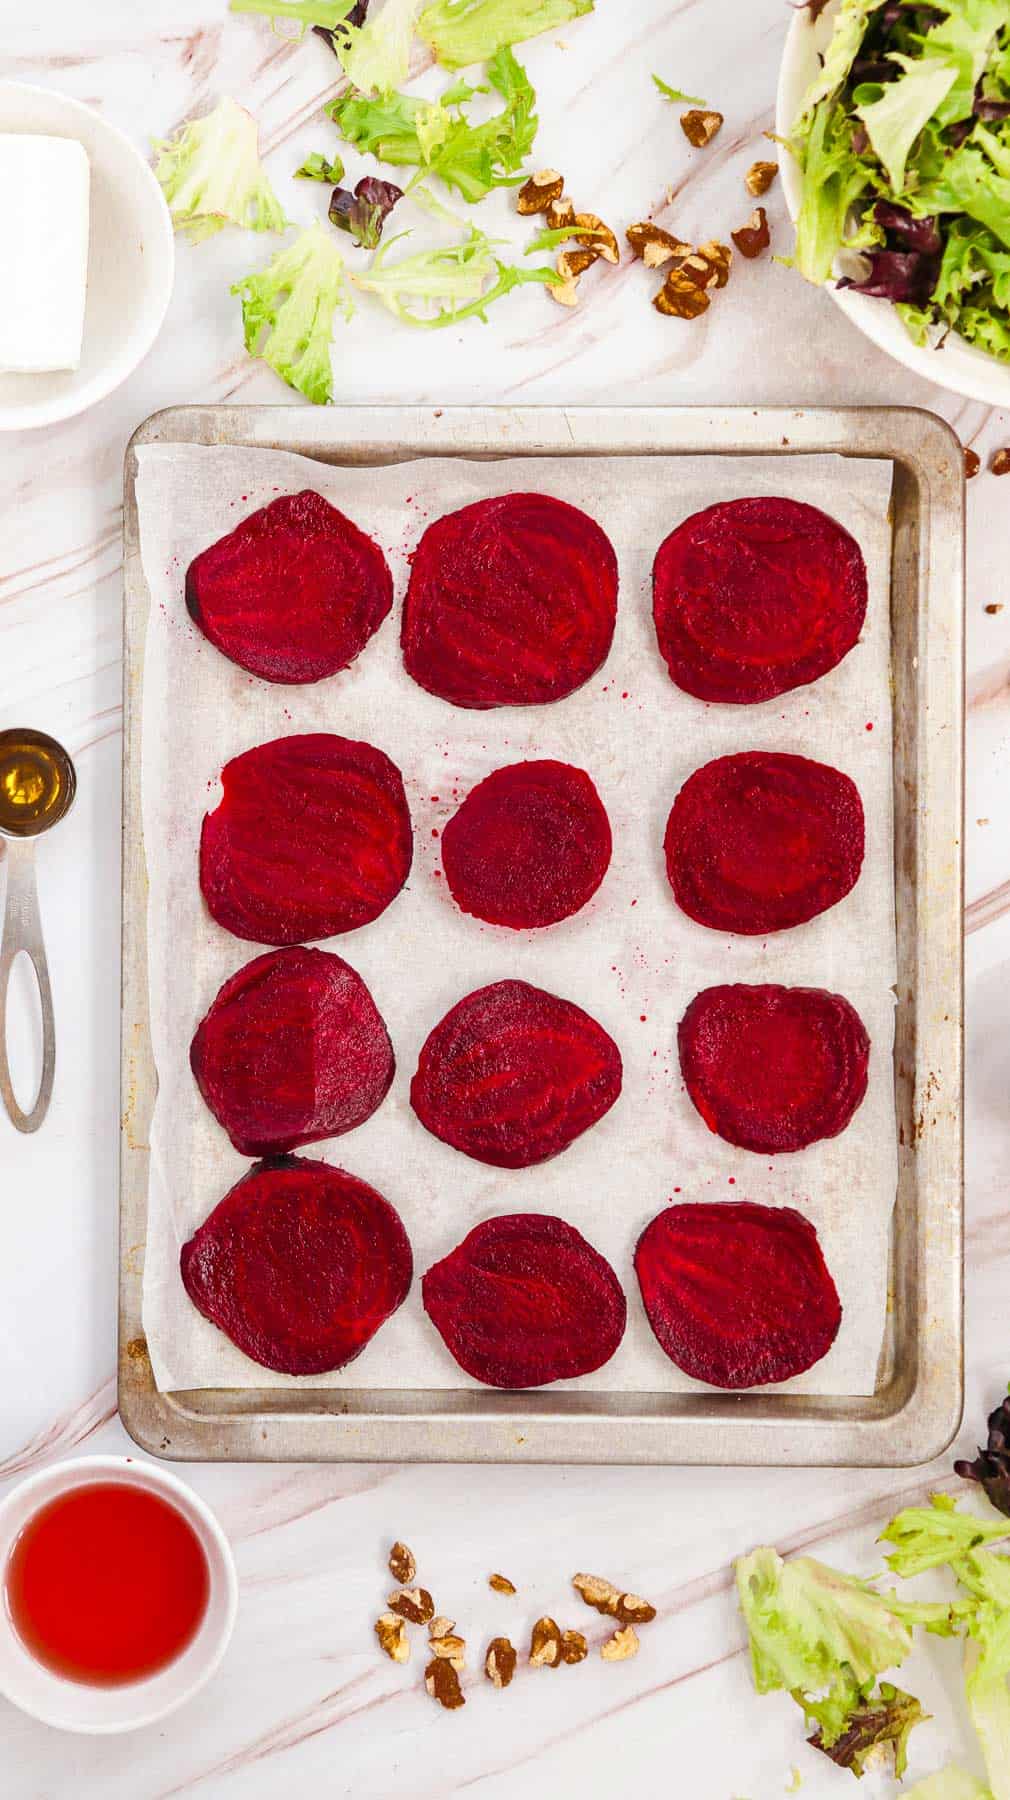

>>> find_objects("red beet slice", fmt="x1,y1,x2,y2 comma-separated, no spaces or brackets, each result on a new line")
200,732,413,945
423,1214,626,1388
190,947,394,1157
635,1201,842,1388
185,490,393,684
410,979,622,1168
653,496,868,704
678,983,870,1153
665,751,865,935
180,1154,412,1376
441,760,612,930
402,493,618,709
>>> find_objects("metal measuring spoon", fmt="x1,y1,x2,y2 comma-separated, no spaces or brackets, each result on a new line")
0,728,77,1132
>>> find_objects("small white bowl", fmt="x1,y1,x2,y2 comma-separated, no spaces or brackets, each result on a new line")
0,1455,237,1733
777,0,1010,405
0,83,174,432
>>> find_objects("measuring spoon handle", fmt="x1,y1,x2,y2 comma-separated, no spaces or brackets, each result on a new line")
0,837,55,1133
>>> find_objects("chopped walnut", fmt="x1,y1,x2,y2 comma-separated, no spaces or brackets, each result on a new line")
692,240,733,288
626,221,692,269
517,168,564,215
428,1615,455,1639
546,196,576,232
388,1541,416,1586
375,1613,410,1663
426,1657,465,1710
561,1629,588,1665
571,212,619,263
548,274,580,307
600,1624,640,1662
529,1615,564,1668
654,268,711,318
964,446,981,479
485,1636,518,1688
992,449,1010,476
558,247,600,281
429,1632,466,1671
489,1574,516,1596
680,108,723,149
746,160,779,197
388,1586,435,1625
732,207,771,259
572,1573,656,1626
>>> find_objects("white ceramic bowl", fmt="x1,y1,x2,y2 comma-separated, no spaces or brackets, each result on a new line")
0,1456,237,1732
776,0,1010,405
0,83,174,432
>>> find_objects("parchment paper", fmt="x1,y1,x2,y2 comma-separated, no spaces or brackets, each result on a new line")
135,442,896,1397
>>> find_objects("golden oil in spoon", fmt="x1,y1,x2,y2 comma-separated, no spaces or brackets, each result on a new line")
0,735,68,835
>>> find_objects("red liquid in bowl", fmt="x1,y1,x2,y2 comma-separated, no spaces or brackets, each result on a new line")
3,1482,211,1686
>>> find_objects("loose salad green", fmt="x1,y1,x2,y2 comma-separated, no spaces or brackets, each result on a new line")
788,0,1010,362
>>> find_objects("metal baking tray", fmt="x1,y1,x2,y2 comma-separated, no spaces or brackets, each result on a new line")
119,405,964,1465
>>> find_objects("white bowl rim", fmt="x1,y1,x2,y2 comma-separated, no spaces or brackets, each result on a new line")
775,0,1010,406
0,81,175,432
0,1454,237,1733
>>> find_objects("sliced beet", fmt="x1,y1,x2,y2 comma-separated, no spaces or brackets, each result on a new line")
190,947,394,1157
402,493,618,709
441,759,612,930
185,490,393,684
635,1201,842,1388
652,497,868,704
665,751,865,935
180,1155,412,1376
423,1213,626,1388
678,983,870,1154
410,979,622,1168
200,732,413,945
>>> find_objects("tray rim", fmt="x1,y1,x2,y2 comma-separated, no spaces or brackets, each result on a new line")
119,402,965,1466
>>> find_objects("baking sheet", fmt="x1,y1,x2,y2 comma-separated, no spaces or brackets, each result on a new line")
135,442,896,1398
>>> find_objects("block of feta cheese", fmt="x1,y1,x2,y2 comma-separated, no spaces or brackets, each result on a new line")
0,134,90,373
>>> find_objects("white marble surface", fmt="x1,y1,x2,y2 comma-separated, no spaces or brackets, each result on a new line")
1,3,1008,1794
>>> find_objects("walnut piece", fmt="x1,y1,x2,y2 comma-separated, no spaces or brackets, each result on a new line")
964,446,981,479
489,1574,516,1596
600,1624,640,1662
388,1586,435,1625
546,196,576,232
680,108,723,149
388,1541,416,1586
485,1636,518,1688
561,1629,588,1665
571,1573,657,1626
429,1632,466,1671
626,221,692,269
572,212,619,263
746,160,779,197
731,207,771,259
558,247,600,281
375,1613,410,1663
654,268,710,318
548,275,581,307
517,168,564,215
428,1615,455,1639
617,1593,657,1626
992,448,1010,476
529,1615,564,1668
692,240,733,288
426,1657,466,1710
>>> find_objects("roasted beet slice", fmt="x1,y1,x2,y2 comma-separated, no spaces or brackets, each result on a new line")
653,497,868,704
678,983,870,1153
423,1214,626,1388
190,947,394,1156
441,759,612,929
665,751,865,935
200,732,413,945
180,1155,412,1376
185,490,393,684
635,1201,841,1388
402,493,618,709
410,979,622,1167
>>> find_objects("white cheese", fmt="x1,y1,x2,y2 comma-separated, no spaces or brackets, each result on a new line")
0,134,90,374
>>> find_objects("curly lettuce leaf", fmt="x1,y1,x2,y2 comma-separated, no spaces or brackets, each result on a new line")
882,1496,1010,1579
232,222,353,403
230,0,358,24
856,56,960,191
652,74,707,105
296,151,346,181
794,0,889,122
153,96,288,242
791,97,875,282
336,0,421,92
350,222,556,324
417,0,592,69
736,1547,919,1696
960,302,1010,355
918,1,1010,128
806,1680,928,1778
907,1773,992,1800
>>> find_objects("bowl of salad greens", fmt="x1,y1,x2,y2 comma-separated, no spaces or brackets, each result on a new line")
776,0,1010,404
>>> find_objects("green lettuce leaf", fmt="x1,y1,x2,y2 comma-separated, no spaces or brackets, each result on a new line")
914,140,1010,246
153,96,288,242
855,55,960,191
906,1772,993,1800
417,0,592,69
790,97,874,282
295,151,346,181
230,0,358,24
806,1680,928,1778
336,0,421,93
918,0,1010,127
232,221,353,403
933,216,1010,312
736,1547,918,1695
882,1496,1010,1579
793,0,889,122
959,303,1010,357
349,222,556,324
653,74,707,105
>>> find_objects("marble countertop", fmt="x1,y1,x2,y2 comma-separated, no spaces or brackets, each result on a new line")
2,2,1008,1794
